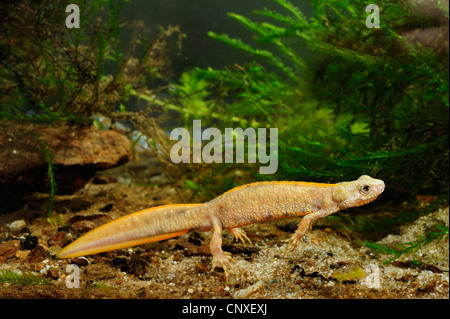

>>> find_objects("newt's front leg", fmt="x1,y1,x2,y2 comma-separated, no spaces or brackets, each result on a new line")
287,210,331,250
209,216,238,282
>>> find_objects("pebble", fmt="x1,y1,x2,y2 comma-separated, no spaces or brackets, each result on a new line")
15,250,29,261
25,245,48,263
20,235,38,250
85,264,115,280
232,281,264,299
46,267,60,280
48,231,67,247
47,245,62,257
8,220,26,233
0,240,21,260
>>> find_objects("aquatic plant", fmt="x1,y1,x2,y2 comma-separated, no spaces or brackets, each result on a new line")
201,0,448,195
0,269,53,286
0,0,182,124
172,0,447,190
165,0,449,258
0,0,184,213
35,137,57,220
362,224,449,264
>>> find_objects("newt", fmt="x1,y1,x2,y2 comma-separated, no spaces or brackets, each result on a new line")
57,175,385,280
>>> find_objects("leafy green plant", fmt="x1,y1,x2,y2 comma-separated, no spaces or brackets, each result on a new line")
0,0,185,212
0,270,53,286
361,225,449,264
166,0,448,204
162,0,449,245
166,70,214,126
0,0,181,124
35,136,56,220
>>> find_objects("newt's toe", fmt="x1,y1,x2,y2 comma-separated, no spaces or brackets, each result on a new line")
229,228,252,247
211,252,239,282
286,234,302,251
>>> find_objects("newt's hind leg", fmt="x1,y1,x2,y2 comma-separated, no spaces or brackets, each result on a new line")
228,227,252,247
209,216,238,282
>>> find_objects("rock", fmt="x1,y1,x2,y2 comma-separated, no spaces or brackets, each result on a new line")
15,250,30,261
232,281,264,299
8,220,27,233
0,240,20,261
127,253,147,276
403,0,449,54
403,25,449,54
25,245,48,263
48,231,68,248
46,267,60,280
71,257,89,267
47,245,62,257
70,213,113,233
112,254,148,276
112,256,129,271
85,264,115,280
71,220,98,233
20,235,38,250
0,121,131,211
69,213,112,224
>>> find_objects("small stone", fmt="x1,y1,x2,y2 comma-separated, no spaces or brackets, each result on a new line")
196,263,209,273
0,240,20,260
232,281,264,299
48,231,67,247
99,203,114,212
8,220,26,233
112,256,129,271
47,245,62,257
71,220,97,233
85,264,115,280
15,250,29,260
71,257,89,267
175,240,197,250
127,254,147,276
20,235,38,250
46,267,60,280
25,245,48,263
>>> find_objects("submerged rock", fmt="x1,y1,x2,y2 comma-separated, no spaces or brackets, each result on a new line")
0,121,131,211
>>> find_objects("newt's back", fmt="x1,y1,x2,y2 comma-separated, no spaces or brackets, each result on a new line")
195,176,384,229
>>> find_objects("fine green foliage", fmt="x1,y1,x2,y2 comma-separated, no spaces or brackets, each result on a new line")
0,270,53,286
361,224,449,264
35,137,56,219
0,0,184,211
0,0,181,124
168,0,448,205
354,191,449,236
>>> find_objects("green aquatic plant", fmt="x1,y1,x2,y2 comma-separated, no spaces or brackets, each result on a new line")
165,70,214,127
35,137,57,220
0,0,182,124
168,0,448,200
361,224,449,264
164,0,449,244
0,0,185,212
0,270,53,286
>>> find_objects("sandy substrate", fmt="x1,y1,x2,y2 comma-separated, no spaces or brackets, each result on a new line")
0,160,448,299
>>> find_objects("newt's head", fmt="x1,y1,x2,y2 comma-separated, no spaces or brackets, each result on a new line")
333,175,385,209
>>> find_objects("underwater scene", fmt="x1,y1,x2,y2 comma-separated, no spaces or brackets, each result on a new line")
0,0,448,302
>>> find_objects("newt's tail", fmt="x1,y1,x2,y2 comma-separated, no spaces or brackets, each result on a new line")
56,204,204,259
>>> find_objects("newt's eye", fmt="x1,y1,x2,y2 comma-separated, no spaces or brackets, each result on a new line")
360,185,370,194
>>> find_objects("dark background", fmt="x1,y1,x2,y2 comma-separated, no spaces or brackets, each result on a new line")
119,0,313,73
